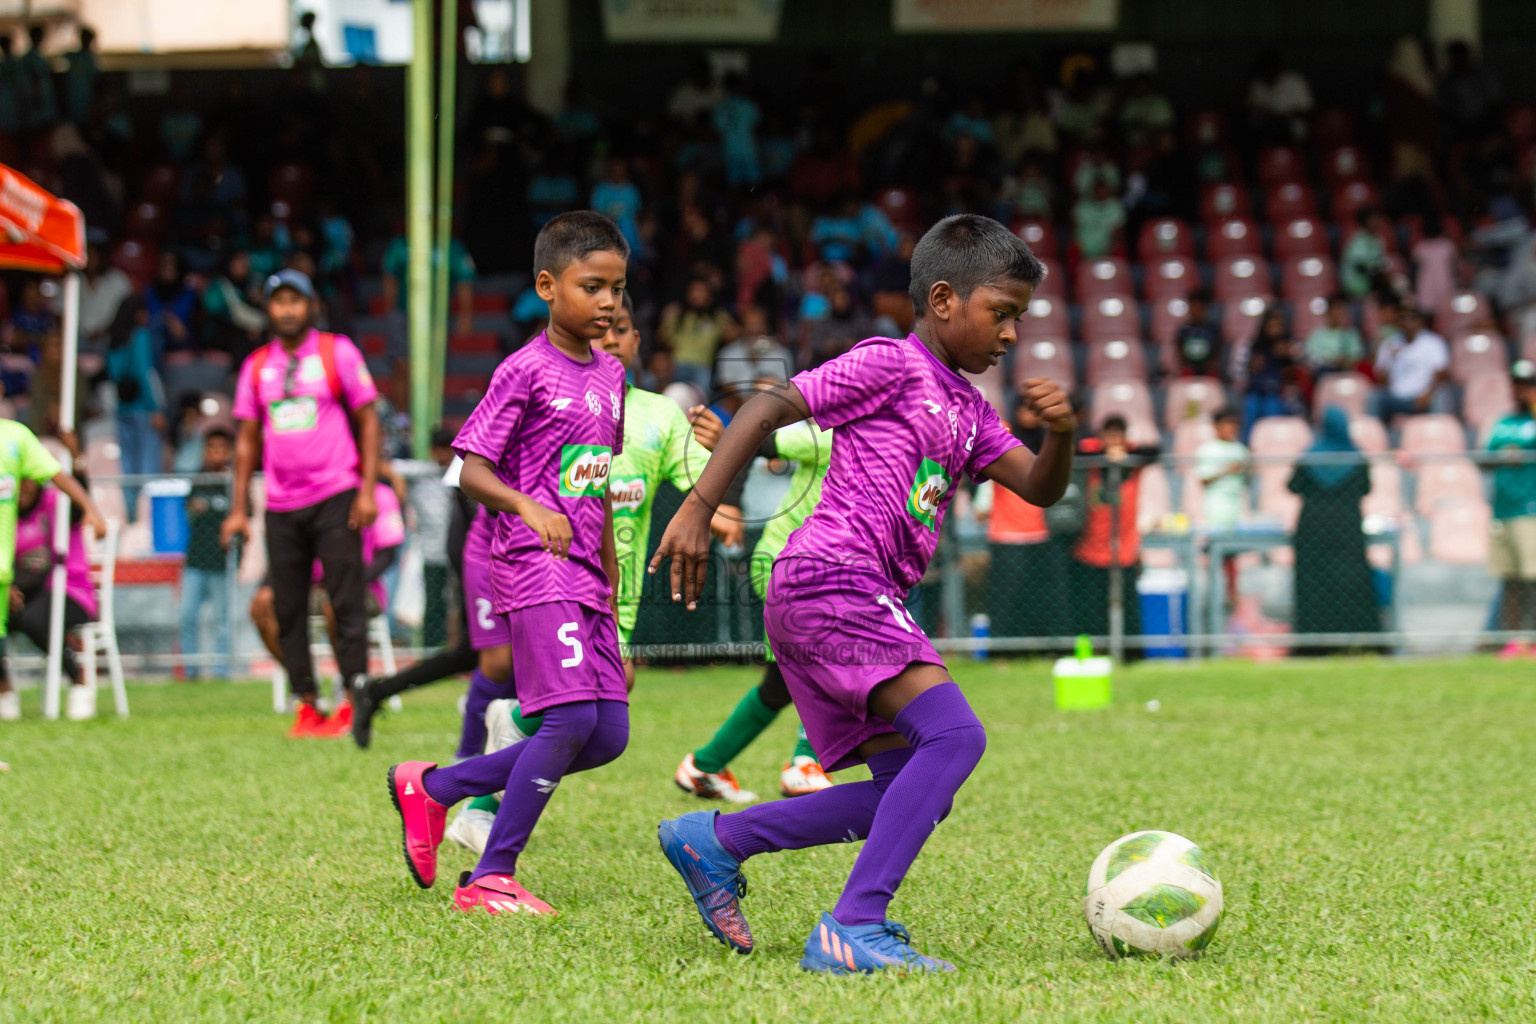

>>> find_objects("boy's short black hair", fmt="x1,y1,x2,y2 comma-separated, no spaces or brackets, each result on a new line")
1101,415,1128,434
1213,405,1240,424
908,214,1047,317
430,426,457,449
203,426,235,446
532,210,630,278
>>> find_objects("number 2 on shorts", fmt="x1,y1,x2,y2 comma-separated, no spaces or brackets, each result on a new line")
557,621,585,668
875,594,922,634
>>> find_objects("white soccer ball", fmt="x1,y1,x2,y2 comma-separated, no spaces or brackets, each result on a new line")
1083,830,1223,959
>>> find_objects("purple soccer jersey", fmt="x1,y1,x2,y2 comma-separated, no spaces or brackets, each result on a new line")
780,333,1021,593
453,332,627,616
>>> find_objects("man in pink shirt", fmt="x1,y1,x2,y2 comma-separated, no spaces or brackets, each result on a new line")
222,269,380,737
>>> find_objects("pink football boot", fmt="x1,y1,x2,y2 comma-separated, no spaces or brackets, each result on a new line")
388,761,447,888
453,872,557,916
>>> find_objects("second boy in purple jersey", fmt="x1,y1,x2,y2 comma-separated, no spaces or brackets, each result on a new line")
386,211,631,916
652,214,1075,971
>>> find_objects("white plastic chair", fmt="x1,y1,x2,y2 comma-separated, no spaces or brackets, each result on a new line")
77,519,128,718
271,613,399,713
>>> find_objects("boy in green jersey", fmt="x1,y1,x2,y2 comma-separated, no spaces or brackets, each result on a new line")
0,420,109,722
1488,359,1536,655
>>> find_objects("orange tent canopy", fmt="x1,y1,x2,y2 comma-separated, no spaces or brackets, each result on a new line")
0,163,86,274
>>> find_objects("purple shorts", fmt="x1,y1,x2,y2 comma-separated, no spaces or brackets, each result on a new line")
764,557,946,772
507,601,627,715
463,554,512,651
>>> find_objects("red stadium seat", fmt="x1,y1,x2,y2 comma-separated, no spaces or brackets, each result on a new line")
1250,416,1313,531
1173,416,1217,457
471,292,510,314
1401,414,1466,455
1312,108,1359,147
1437,290,1492,338
1150,296,1193,348
1320,145,1371,185
1089,380,1158,446
1214,256,1272,302
1144,256,1199,300
1034,258,1066,299
359,332,387,357
1184,108,1231,149
1429,499,1490,565
125,202,167,241
1222,295,1271,344
1085,337,1147,386
111,240,157,288
140,164,180,206
1349,415,1389,453
876,187,922,230
1331,179,1381,224
1206,216,1261,259
1362,461,1403,519
1251,415,1313,457
1462,371,1516,438
1011,338,1075,391
1013,219,1059,260
1257,146,1306,187
1137,218,1195,261
1163,376,1227,432
1200,183,1253,224
1081,295,1140,341
269,162,316,212
1076,257,1133,300
1265,181,1318,220
965,363,1008,418
1018,296,1068,340
1449,330,1507,381
1273,216,1328,261
443,373,488,401
1280,255,1338,299
1290,293,1332,337
1415,457,1482,514
450,331,502,355
1312,372,1373,421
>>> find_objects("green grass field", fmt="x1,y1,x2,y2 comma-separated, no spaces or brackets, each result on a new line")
3,657,1534,1023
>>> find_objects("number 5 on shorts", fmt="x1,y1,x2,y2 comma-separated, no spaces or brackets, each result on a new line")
558,621,585,668
875,594,922,634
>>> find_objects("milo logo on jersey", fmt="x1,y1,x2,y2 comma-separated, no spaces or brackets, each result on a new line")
559,445,612,497
906,457,951,532
609,475,647,515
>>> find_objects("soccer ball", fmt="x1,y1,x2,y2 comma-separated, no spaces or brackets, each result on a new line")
1083,830,1223,959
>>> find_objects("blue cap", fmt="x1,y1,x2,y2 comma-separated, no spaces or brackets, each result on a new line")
263,268,315,302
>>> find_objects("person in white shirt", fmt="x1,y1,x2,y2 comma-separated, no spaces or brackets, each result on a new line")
1371,306,1451,419
1247,50,1314,143
1195,407,1250,603
79,241,133,351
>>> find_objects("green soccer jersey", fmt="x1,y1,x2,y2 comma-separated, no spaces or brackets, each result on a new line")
609,386,713,638
1486,410,1536,520
749,419,833,600
0,420,63,585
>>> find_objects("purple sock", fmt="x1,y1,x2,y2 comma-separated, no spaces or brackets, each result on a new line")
455,669,517,760
714,746,913,861
831,682,984,926
472,700,628,879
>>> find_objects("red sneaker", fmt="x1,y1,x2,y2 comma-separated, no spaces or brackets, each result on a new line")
453,871,556,915
289,702,330,738
315,702,353,737
388,761,446,888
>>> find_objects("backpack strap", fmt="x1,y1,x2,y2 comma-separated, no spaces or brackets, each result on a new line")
246,341,279,404
316,331,344,404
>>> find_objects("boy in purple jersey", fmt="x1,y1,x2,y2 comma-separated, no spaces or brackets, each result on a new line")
386,211,631,916
652,214,1075,972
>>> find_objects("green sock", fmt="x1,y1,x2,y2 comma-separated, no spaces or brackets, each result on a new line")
791,724,816,762
511,703,544,738
468,794,500,814
693,687,778,774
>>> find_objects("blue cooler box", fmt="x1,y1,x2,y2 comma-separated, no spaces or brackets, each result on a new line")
144,478,192,554
1137,568,1188,658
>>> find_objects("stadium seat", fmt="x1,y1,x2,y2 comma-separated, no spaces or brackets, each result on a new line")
1257,146,1306,187
471,292,511,314
1361,461,1404,523
1264,182,1318,220
111,240,157,289
1506,105,1536,146
964,363,1008,418
1290,295,1331,338
1401,414,1466,455
449,331,501,355
1414,457,1484,515
1320,145,1371,185
1184,108,1231,149
125,202,167,241
1076,257,1134,300
1461,371,1516,437
1312,373,1373,421
1273,217,1329,260
1250,416,1313,530
444,374,488,403
1149,296,1192,348
1173,416,1216,457
1437,291,1492,339
269,162,317,213
1011,338,1075,390
1311,107,1359,147
876,187,922,231
1034,258,1065,298
1137,218,1196,261
1206,216,1262,259
1255,463,1303,530
1222,295,1271,344
1085,337,1147,386
1349,415,1389,453
1088,380,1157,446
1280,255,1338,299
1137,464,1173,534
359,332,387,357
1428,499,1490,565
1163,376,1227,432
140,164,180,206
1331,179,1381,224
1449,330,1507,381
1251,415,1313,458
1143,256,1199,300
1081,295,1140,341
1013,219,1059,260
1200,184,1253,225
1018,296,1068,340
1214,256,1272,302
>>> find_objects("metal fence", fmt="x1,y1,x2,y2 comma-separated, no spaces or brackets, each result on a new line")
6,447,1533,680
